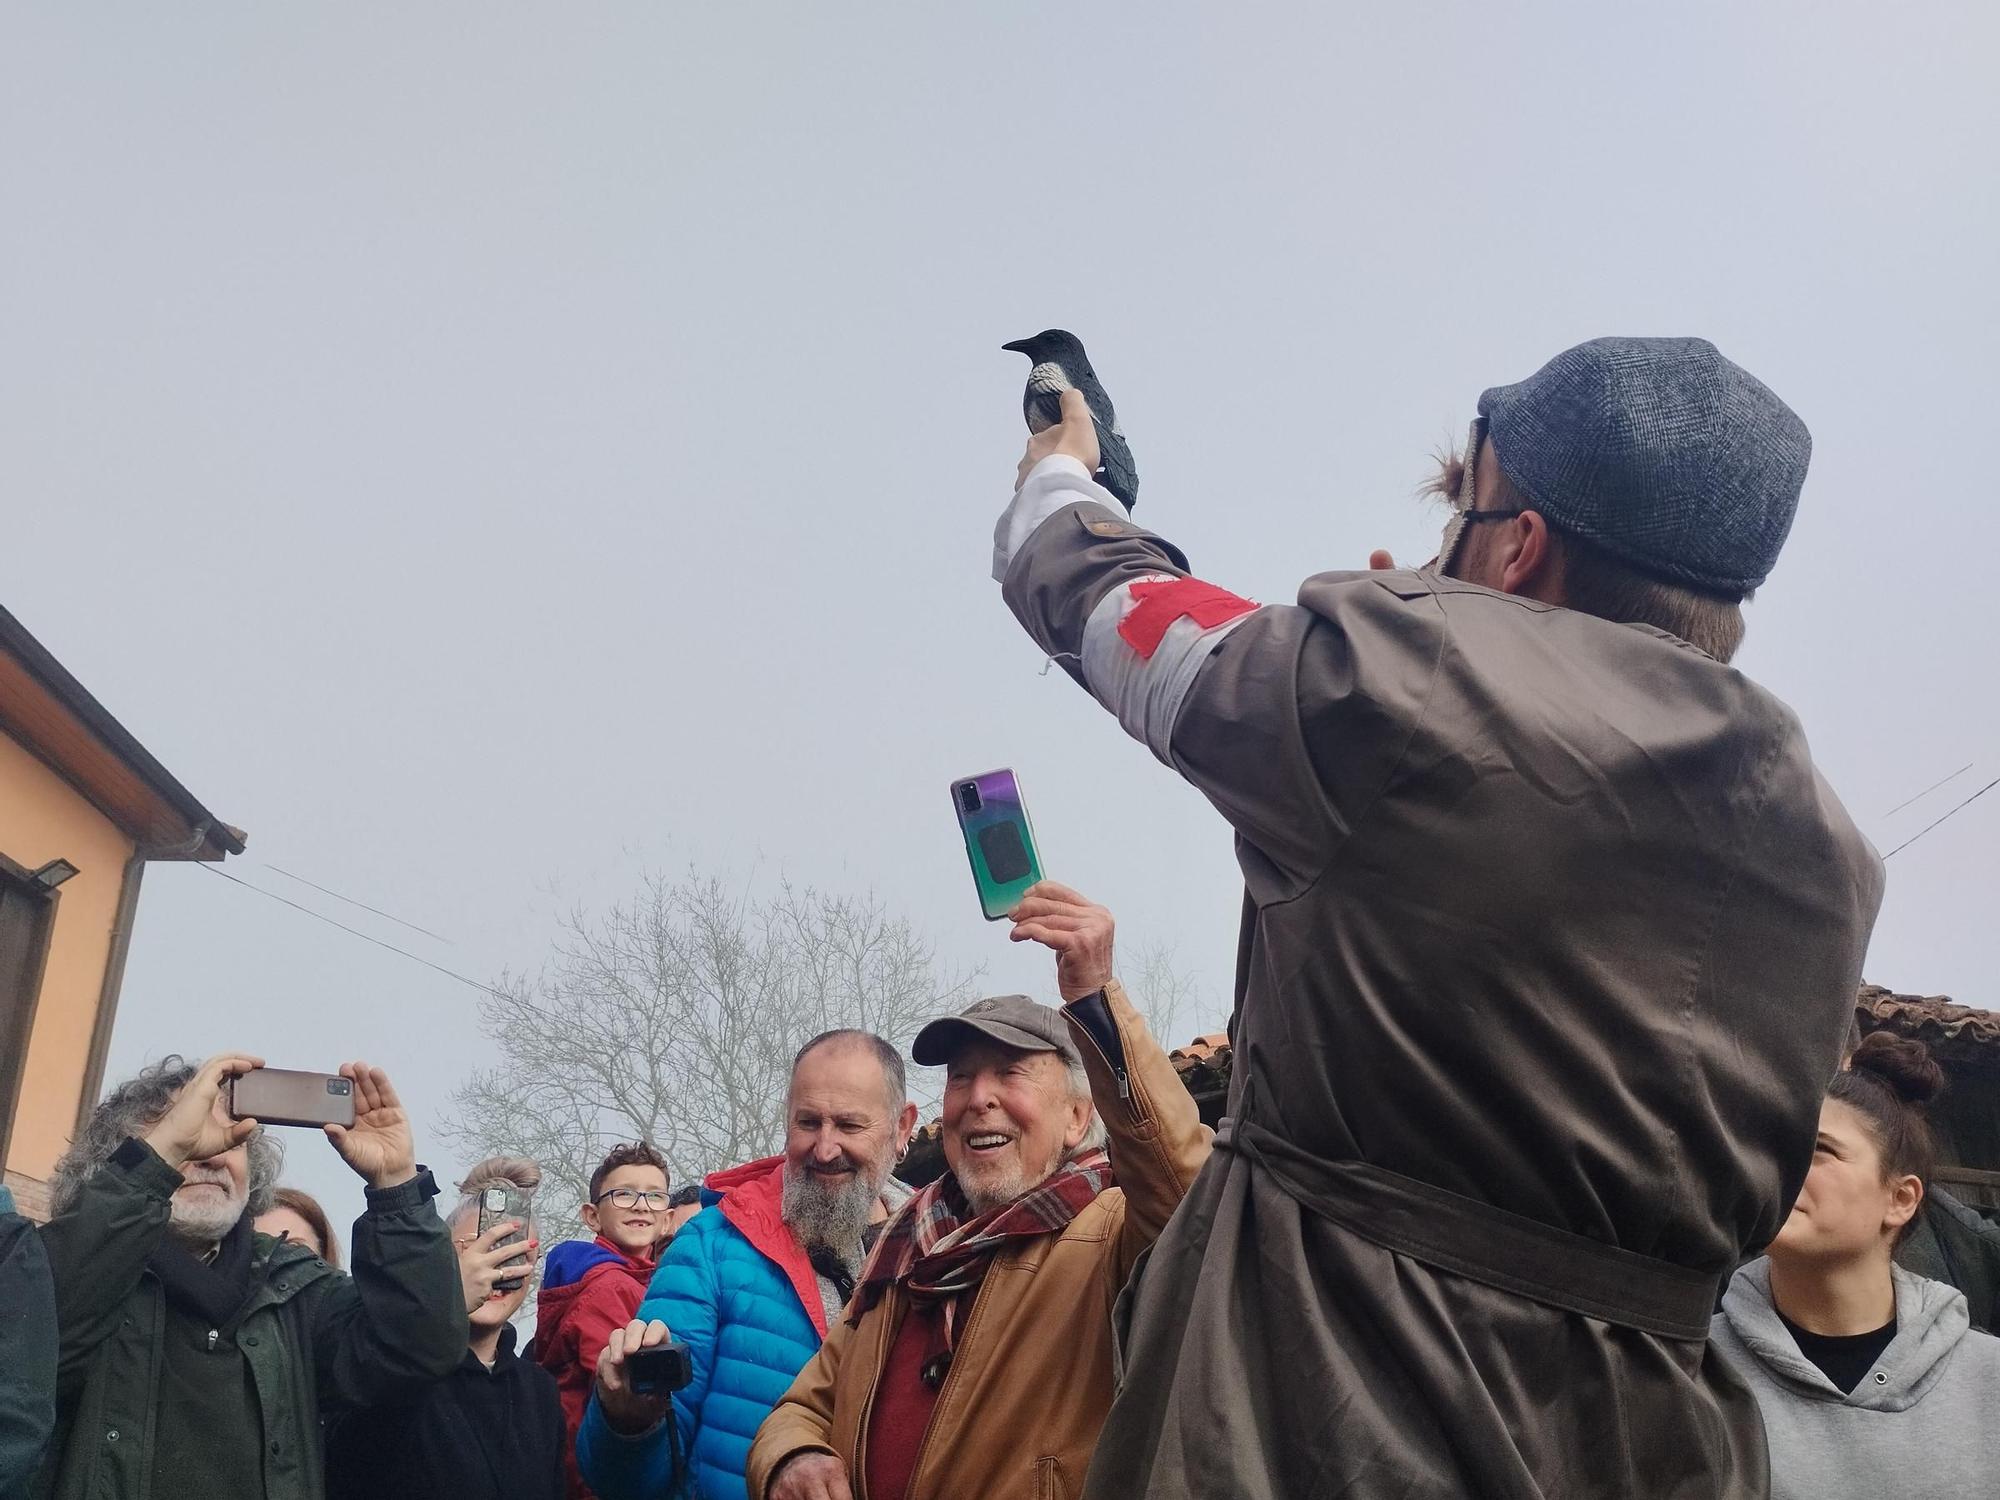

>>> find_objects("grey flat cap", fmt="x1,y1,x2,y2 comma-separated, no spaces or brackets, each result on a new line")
912,994,1080,1068
1477,337,1810,594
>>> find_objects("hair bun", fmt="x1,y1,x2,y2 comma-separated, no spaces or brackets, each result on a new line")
456,1155,542,1198
1849,1031,1946,1106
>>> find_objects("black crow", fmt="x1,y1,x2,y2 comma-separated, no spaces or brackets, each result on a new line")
1002,329,1138,511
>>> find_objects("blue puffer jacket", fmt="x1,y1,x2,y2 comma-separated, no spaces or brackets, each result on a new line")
576,1157,825,1500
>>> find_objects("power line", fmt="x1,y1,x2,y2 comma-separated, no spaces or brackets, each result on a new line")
1883,762,1975,818
1882,775,2000,860
263,863,452,944
195,863,510,1002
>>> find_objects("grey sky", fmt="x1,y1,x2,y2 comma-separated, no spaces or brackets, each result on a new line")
6,4,1995,1246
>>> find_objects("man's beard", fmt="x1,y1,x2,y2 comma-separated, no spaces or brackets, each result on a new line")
958,1138,1068,1218
781,1152,886,1261
169,1165,248,1249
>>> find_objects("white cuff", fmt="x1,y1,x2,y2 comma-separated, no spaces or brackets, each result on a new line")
991,455,1120,583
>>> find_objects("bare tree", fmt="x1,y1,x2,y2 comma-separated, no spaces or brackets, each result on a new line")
438,872,978,1243
1125,938,1214,1050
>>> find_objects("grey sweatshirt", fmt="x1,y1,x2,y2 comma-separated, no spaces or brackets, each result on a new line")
1711,1257,2000,1499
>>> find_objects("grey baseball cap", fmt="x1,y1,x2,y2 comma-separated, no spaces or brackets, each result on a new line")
1477,336,1810,595
912,994,1081,1068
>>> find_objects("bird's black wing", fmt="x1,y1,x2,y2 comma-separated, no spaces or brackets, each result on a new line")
1094,423,1139,512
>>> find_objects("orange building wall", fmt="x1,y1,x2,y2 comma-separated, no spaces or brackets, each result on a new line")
0,731,135,1183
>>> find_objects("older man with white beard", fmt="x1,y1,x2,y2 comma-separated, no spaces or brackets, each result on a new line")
35,1053,464,1500
745,882,1212,1500
581,1030,917,1500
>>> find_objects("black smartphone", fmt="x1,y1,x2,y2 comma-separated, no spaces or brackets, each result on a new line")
477,1185,534,1293
628,1341,694,1393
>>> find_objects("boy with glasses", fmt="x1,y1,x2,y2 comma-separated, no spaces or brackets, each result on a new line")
537,1143,671,1499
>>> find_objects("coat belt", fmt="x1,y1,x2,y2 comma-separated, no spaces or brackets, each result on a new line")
1215,1119,1720,1341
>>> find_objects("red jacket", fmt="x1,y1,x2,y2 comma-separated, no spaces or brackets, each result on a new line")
535,1235,657,1500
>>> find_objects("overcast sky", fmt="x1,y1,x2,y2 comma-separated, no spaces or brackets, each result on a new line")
6,4,1995,1248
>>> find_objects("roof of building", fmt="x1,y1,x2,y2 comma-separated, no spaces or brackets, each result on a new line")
1858,984,2000,1071
0,603,243,860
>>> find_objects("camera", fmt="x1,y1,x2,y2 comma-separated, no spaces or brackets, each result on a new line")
957,782,982,815
628,1341,695,1394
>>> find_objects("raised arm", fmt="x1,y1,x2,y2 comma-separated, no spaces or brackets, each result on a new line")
304,1062,464,1406
1009,882,1212,1279
996,393,1442,897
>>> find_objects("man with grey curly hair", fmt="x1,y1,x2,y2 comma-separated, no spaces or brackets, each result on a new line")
36,1052,465,1500
49,1054,288,1240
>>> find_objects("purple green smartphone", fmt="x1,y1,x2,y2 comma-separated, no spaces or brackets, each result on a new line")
951,768,1045,921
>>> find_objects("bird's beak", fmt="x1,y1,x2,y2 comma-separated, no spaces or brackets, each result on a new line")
1001,339,1032,354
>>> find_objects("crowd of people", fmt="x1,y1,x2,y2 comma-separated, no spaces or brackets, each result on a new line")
3,334,1998,1499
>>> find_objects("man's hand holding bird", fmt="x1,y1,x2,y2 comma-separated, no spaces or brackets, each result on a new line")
1016,387,1100,490
1003,328,1138,509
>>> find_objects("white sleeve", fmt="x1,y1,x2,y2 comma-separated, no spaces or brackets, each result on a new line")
1080,578,1261,762
991,455,1122,582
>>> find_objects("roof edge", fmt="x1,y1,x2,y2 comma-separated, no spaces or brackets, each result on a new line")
0,604,245,859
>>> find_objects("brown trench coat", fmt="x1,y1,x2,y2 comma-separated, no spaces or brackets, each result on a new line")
1000,493,1884,1499
746,979,1211,1500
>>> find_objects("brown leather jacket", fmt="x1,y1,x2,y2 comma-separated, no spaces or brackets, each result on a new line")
746,978,1211,1500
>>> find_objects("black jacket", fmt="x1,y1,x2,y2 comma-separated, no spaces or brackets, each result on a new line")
1898,1186,2000,1333
36,1139,464,1500
324,1324,564,1500
0,1201,56,1500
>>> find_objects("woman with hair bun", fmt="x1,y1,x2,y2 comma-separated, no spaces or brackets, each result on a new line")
325,1156,564,1500
1711,1032,2000,1497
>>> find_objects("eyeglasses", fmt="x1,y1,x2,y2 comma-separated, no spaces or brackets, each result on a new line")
1432,417,1529,576
595,1188,672,1211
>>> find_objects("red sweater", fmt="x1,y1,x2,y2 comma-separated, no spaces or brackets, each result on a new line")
535,1235,656,1500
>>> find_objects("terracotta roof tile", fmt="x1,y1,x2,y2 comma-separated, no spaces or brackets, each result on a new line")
1857,984,2000,1070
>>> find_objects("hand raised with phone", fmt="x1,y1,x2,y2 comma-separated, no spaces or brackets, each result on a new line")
1008,880,1116,1002
143,1053,266,1169
322,1060,417,1190
458,1218,539,1314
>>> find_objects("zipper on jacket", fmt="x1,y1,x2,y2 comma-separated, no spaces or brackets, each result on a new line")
206,1329,218,1352
1066,990,1132,1104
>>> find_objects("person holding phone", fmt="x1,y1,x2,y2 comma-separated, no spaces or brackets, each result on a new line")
991,344,1884,1499
35,1053,463,1500
743,881,1210,1500
325,1158,565,1500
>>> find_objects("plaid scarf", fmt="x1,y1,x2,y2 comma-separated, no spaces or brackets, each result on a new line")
853,1147,1112,1351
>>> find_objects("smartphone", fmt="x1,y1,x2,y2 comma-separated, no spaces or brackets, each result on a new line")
478,1185,535,1293
628,1341,695,1393
951,768,1044,921
226,1068,357,1130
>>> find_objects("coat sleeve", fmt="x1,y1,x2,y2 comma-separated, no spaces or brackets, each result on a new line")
577,1226,715,1500
644,1220,721,1451
36,1138,180,1400
309,1171,466,1409
744,1309,851,1500
1064,979,1213,1282
0,1212,56,1499
574,1395,680,1500
998,459,1438,898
